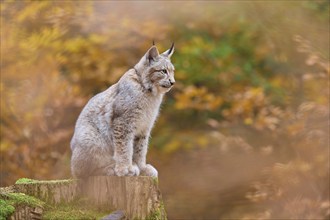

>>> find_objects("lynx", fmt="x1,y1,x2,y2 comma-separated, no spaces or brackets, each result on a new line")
70,44,175,178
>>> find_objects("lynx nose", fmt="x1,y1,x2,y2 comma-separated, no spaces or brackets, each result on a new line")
169,80,175,86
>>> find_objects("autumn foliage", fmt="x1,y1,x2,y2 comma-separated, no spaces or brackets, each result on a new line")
1,1,329,219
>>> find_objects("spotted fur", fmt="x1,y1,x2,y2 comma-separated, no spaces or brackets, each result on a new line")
70,45,175,178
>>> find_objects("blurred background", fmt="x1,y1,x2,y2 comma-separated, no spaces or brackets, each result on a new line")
1,1,329,219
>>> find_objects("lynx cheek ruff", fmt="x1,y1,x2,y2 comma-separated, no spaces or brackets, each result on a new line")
70,43,175,178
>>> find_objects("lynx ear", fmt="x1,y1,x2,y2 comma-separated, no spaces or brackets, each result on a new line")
145,46,159,63
162,42,175,58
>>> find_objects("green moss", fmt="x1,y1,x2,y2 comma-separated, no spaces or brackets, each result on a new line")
152,177,159,185
15,178,75,185
43,206,109,220
145,202,167,220
0,199,15,220
0,192,45,207
0,192,44,220
15,178,37,184
43,199,110,220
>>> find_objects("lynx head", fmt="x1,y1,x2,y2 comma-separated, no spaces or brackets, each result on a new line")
134,43,175,94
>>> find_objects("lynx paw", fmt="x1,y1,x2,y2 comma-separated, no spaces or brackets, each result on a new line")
140,164,158,177
115,164,140,176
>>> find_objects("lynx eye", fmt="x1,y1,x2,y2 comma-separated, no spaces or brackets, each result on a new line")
161,69,168,75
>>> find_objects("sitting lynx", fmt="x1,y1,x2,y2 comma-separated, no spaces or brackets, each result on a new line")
70,44,175,178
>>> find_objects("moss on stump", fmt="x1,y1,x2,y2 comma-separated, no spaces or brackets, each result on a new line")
0,192,44,220
1,176,167,220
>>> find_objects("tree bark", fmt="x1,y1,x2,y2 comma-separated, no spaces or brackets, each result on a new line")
14,179,78,205
80,176,166,219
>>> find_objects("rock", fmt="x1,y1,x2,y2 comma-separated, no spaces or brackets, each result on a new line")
101,210,126,220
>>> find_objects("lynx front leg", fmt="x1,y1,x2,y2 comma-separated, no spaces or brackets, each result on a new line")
133,135,158,177
112,120,140,176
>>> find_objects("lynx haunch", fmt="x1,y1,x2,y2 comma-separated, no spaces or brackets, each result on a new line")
70,44,175,178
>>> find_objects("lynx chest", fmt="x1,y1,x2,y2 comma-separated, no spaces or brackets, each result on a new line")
135,96,163,135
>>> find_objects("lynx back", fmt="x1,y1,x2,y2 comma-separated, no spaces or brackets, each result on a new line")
70,44,175,178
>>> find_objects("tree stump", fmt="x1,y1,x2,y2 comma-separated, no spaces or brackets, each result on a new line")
2,176,166,220
9,206,43,220
80,176,166,219
14,179,78,205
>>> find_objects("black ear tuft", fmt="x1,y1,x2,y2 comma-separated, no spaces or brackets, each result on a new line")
162,42,175,58
168,42,174,55
152,40,155,46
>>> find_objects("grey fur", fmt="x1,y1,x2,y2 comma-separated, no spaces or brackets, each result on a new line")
70,45,175,178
